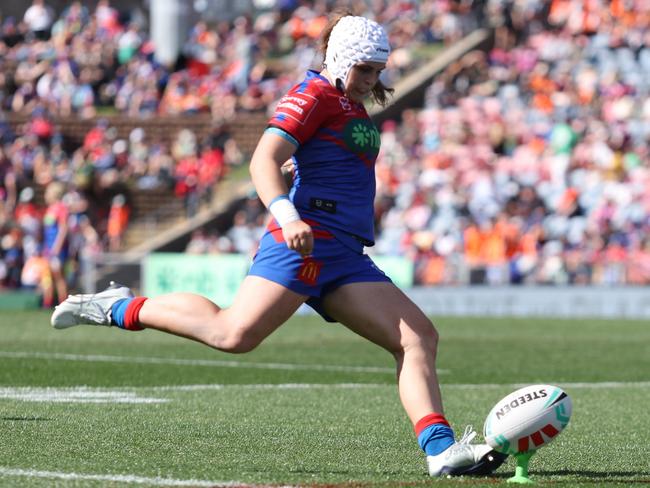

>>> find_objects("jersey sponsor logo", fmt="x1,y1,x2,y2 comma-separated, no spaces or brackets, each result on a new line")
274,92,318,125
297,257,323,286
343,118,381,156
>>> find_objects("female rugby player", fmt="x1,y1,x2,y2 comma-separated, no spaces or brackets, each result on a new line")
52,11,505,477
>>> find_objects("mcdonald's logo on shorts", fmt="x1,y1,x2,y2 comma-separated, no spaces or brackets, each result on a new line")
297,257,323,286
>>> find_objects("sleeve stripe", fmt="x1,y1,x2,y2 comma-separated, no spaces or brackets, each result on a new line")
265,126,299,147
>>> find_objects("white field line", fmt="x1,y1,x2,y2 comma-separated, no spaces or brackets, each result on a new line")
0,387,168,404
1,380,647,400
0,350,405,374
150,383,384,391
444,381,650,389
0,384,389,404
147,381,650,391
0,467,248,487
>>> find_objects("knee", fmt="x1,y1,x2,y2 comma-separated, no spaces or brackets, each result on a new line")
217,337,258,354
400,318,439,357
206,322,262,354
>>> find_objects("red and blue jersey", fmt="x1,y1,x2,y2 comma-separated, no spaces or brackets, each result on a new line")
267,70,381,250
42,201,68,259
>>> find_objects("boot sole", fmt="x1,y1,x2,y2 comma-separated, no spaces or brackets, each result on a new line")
440,450,508,476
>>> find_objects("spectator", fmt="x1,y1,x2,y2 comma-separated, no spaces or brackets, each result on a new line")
21,245,54,306
1,225,24,288
56,1,90,37
117,23,142,65
94,0,121,39
186,228,211,254
14,187,42,258
28,106,55,144
71,67,97,118
197,140,224,205
23,0,54,41
41,181,69,302
83,118,108,151
134,140,174,190
0,146,17,212
173,155,200,218
106,193,129,252
227,209,260,257
183,20,218,77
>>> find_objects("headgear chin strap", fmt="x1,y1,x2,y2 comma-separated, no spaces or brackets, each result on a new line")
324,16,390,88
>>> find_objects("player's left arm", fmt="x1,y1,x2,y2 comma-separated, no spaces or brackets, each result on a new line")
250,132,313,256
250,131,295,208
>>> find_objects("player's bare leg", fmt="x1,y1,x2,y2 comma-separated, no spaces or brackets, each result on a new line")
138,276,306,352
321,281,442,422
52,276,307,353
321,281,506,476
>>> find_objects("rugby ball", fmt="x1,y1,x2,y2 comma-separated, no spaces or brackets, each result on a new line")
484,384,572,455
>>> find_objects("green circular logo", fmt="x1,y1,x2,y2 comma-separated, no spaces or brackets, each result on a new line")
343,118,381,156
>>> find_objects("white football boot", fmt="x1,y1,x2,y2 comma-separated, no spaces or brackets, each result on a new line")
427,426,507,477
51,281,134,329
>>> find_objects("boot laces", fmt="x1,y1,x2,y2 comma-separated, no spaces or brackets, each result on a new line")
458,425,477,445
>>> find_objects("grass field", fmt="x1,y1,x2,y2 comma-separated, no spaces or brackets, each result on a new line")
1,309,649,487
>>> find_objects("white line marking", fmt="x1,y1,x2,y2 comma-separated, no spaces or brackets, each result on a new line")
0,384,387,404
150,383,388,391
443,381,650,389
0,467,241,487
148,381,650,391
1,381,646,404
0,387,167,404
456,380,648,389
0,351,403,374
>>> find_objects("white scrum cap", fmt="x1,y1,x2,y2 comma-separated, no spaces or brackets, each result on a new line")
324,15,390,86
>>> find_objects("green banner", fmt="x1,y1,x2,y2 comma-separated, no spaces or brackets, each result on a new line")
143,253,414,306
143,253,250,306
372,255,414,289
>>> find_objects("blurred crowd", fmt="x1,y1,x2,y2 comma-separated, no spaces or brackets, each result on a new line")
0,108,243,304
2,0,650,306
0,0,486,303
371,0,650,286
188,0,650,288
0,0,482,119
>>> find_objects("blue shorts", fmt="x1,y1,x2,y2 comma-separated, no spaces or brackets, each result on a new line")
248,220,391,322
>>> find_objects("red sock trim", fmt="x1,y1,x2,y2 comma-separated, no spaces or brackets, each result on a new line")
414,413,450,435
123,297,147,331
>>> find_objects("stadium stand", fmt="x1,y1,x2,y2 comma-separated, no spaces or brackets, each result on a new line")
1,0,649,307
372,0,650,286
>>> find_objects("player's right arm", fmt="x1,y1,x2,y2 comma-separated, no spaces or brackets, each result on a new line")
249,131,313,256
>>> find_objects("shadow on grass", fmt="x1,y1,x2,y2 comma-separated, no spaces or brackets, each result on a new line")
526,469,650,483
260,471,650,487
2,416,51,421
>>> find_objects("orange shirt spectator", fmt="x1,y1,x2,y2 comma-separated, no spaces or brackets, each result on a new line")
463,223,483,267
21,252,54,307
418,253,446,285
305,15,328,39
496,218,521,260
106,194,129,252
483,225,507,266
627,242,650,284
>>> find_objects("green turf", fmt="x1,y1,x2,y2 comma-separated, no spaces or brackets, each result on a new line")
0,310,649,487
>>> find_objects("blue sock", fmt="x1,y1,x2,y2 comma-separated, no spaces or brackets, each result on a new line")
418,424,455,456
110,298,133,328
